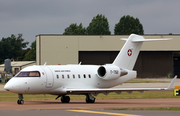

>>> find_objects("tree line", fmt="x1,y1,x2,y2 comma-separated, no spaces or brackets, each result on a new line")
0,14,144,64
0,34,36,64
63,14,144,35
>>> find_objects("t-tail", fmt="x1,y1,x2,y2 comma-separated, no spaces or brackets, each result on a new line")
113,34,171,70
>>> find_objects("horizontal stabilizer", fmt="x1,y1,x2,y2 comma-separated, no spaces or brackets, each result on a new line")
121,38,172,42
121,38,128,41
132,38,172,42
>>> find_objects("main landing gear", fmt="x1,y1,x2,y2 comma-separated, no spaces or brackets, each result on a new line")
61,95,70,103
85,93,95,103
17,94,24,105
56,94,95,103
56,95,70,103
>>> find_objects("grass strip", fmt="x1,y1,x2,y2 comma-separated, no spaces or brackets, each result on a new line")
126,79,169,83
0,83,6,85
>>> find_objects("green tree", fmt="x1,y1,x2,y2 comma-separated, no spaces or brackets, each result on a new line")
0,41,4,63
86,14,111,35
23,40,36,61
0,34,29,64
16,48,31,61
63,23,86,35
114,15,144,35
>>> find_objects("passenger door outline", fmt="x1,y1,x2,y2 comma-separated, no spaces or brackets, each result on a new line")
41,66,54,88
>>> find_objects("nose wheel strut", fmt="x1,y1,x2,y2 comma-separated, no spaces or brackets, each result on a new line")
17,94,24,105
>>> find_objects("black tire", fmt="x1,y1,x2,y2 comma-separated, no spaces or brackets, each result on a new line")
17,100,24,105
20,100,24,104
61,96,70,103
17,100,20,104
65,96,70,103
61,96,65,103
86,97,95,103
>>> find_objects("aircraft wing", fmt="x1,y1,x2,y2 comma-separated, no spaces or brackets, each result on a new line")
66,76,177,95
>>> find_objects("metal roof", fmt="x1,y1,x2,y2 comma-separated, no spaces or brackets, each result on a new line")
0,61,36,67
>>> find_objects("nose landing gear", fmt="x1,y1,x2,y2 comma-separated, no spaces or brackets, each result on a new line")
17,94,24,105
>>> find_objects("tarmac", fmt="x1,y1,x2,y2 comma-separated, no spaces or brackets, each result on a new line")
1,109,180,116
1,98,180,110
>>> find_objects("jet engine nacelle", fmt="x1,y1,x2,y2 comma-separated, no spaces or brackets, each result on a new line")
97,65,128,80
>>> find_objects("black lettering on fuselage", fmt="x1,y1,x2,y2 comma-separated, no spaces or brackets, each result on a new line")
110,70,119,74
55,70,71,72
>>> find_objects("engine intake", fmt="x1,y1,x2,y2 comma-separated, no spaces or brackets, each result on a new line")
97,66,106,77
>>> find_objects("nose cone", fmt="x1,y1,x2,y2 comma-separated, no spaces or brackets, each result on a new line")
4,78,18,92
4,78,30,94
4,81,11,91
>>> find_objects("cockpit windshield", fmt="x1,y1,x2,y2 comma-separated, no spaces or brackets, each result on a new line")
16,71,40,77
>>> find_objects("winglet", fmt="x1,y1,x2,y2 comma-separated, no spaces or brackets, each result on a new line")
167,75,177,89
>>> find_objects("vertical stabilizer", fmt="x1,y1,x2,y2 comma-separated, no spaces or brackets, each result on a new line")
113,34,170,70
113,34,143,70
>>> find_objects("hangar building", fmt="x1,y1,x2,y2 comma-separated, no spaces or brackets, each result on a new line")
36,34,180,78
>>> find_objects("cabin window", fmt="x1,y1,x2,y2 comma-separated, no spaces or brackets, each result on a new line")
78,74,80,78
84,74,86,78
62,75,64,79
16,71,40,77
73,75,75,79
67,75,70,79
57,75,59,79
89,74,91,78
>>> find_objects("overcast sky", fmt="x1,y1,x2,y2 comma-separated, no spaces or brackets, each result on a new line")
0,0,180,47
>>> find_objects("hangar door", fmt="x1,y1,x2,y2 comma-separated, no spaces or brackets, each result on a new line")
174,56,180,78
79,51,173,78
79,51,118,65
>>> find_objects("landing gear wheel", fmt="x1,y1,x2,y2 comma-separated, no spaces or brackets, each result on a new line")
65,96,70,103
86,97,95,103
61,95,70,103
17,100,24,105
17,94,24,105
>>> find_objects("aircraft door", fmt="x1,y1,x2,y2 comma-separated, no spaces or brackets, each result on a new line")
41,66,54,88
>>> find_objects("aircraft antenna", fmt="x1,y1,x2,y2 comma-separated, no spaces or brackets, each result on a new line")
44,62,47,66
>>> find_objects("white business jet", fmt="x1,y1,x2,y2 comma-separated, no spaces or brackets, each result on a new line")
4,34,176,105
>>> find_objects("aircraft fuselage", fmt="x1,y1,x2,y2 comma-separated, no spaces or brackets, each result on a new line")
5,65,136,95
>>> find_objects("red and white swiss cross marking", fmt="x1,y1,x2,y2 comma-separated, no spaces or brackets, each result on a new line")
127,49,132,56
